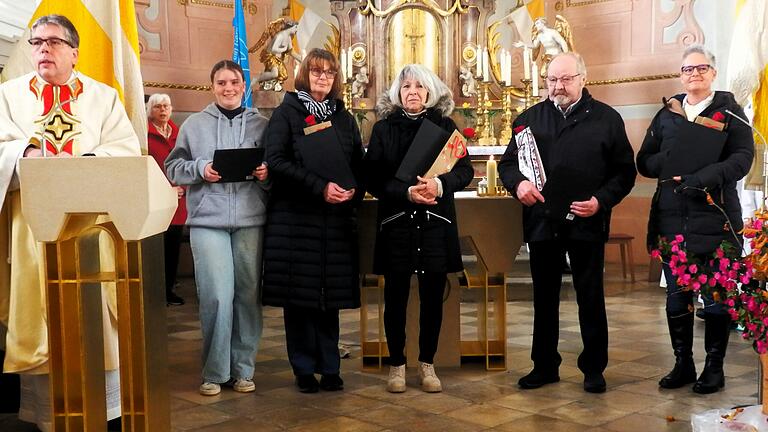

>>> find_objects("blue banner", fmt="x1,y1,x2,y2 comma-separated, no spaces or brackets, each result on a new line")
232,0,252,107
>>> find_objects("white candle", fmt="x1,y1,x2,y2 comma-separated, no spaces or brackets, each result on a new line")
532,62,539,97
482,48,489,82
347,49,353,80
487,155,497,192
340,49,347,81
523,47,531,80
476,48,482,77
506,51,512,86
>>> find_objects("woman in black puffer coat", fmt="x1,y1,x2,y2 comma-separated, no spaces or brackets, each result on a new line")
365,64,473,394
637,45,753,395
262,49,363,393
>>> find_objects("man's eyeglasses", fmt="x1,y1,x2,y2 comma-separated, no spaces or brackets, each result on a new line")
309,68,337,78
546,74,581,86
28,37,74,50
680,64,712,75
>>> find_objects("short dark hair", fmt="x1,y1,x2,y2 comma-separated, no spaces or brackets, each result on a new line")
31,15,80,48
294,48,342,101
210,60,245,83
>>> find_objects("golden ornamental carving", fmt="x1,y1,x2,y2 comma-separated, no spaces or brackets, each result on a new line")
566,0,615,7
177,0,257,15
586,73,680,86
359,0,467,18
144,81,212,91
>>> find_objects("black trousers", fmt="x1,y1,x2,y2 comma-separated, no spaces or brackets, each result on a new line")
528,239,608,375
383,272,447,365
283,305,340,376
163,225,184,292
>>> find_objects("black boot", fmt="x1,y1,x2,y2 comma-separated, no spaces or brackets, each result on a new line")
693,313,731,394
659,312,697,389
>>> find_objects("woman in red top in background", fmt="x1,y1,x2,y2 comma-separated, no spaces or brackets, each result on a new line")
147,93,186,305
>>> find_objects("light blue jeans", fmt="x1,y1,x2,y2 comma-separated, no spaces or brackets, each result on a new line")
190,226,263,383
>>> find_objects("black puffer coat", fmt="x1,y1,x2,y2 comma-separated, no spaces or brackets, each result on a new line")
364,93,473,275
261,92,363,310
637,91,754,254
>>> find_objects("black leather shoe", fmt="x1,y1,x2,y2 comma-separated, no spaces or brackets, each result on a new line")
320,374,344,391
518,370,560,389
166,291,185,306
296,375,319,393
584,373,606,393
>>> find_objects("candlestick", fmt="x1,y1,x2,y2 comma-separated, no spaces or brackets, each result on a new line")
523,47,531,80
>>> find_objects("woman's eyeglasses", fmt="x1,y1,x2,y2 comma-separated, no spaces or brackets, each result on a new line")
309,68,337,78
680,64,712,75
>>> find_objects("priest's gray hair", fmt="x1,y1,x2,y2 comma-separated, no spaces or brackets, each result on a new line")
682,44,716,69
387,64,453,111
31,15,80,48
146,93,172,116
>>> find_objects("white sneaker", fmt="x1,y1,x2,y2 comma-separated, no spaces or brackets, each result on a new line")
233,378,255,393
387,364,406,393
418,362,442,393
199,382,221,396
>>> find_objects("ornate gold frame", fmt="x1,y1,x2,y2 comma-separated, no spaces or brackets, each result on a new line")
177,0,257,15
359,0,467,18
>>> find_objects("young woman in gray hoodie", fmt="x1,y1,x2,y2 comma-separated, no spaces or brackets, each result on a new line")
165,60,269,397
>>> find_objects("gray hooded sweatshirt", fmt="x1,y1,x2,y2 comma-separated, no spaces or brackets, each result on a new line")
166,103,269,229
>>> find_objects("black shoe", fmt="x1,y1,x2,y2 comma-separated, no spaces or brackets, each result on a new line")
166,291,185,306
692,314,731,394
296,375,319,393
319,374,344,391
107,417,122,431
584,373,606,393
518,369,559,389
658,359,697,389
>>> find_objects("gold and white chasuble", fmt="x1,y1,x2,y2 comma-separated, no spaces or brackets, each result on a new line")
0,71,140,374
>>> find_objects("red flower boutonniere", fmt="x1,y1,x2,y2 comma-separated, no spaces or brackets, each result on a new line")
305,115,317,126
711,112,725,122
514,125,526,134
462,127,476,139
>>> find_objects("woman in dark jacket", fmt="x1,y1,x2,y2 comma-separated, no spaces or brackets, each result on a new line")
637,44,753,394
262,48,363,393
365,64,473,393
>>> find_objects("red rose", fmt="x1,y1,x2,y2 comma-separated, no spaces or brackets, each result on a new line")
305,114,317,126
462,127,476,139
711,112,725,122
514,125,526,134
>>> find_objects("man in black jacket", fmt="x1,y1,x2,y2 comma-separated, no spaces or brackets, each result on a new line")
499,52,636,393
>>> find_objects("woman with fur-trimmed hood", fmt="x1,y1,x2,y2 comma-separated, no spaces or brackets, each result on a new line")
364,64,473,394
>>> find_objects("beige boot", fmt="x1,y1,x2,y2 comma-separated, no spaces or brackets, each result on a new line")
418,362,442,393
387,364,406,393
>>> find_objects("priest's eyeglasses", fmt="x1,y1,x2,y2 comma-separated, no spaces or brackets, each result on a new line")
546,74,581,86
28,37,74,50
309,68,338,78
680,64,712,75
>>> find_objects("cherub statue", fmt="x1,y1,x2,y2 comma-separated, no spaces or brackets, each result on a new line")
515,16,574,79
249,18,300,91
459,66,477,97
351,66,369,99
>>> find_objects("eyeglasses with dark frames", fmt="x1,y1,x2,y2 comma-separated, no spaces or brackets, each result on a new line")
28,37,74,50
309,68,337,78
680,64,712,75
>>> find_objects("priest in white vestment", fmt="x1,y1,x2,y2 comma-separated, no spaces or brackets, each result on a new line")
0,14,140,431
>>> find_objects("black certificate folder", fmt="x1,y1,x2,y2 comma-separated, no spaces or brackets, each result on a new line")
295,126,357,190
660,120,727,178
394,119,452,184
212,148,265,182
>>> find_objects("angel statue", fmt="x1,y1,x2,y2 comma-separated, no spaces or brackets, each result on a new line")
459,66,477,97
351,66,369,99
515,16,574,79
249,18,300,91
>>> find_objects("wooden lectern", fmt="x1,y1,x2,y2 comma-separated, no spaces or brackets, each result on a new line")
18,156,177,431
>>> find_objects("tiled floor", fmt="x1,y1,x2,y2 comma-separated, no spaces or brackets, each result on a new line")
1,263,762,431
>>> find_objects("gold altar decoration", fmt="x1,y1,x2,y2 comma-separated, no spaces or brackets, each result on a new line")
388,8,439,80
359,0,467,18
475,82,497,146
177,0,257,14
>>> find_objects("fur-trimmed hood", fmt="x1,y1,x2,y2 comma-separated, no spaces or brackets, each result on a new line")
375,91,454,118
